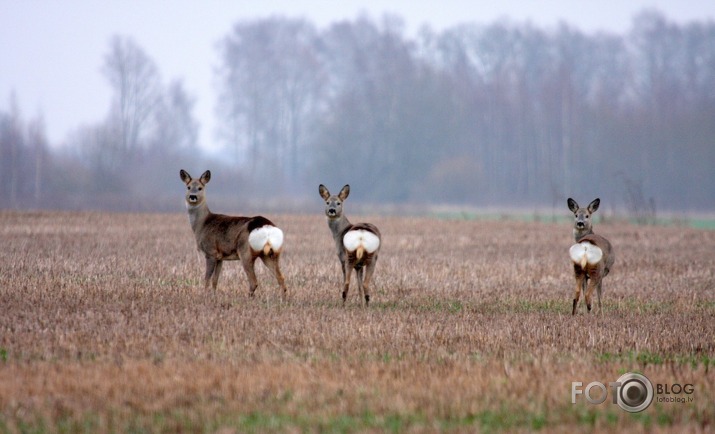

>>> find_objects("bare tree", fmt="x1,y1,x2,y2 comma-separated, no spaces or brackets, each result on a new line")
71,121,123,186
1,93,23,206
102,35,162,157
217,18,323,190
27,113,47,207
152,80,199,151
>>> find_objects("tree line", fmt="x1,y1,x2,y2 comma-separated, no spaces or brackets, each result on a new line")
2,10,714,212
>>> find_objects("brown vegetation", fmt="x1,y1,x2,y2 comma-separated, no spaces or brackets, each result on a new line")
0,211,713,432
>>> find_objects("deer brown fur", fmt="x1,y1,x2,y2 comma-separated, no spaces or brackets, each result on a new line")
180,169,287,298
319,184,381,306
567,197,614,315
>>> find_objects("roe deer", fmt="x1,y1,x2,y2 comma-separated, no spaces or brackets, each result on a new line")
567,197,614,315
180,169,287,298
319,184,381,306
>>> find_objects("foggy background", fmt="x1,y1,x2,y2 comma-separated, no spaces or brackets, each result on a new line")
2,6,715,216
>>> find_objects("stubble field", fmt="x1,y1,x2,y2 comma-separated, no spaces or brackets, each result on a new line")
0,211,713,433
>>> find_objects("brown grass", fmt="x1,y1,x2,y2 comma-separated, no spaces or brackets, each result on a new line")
0,211,713,432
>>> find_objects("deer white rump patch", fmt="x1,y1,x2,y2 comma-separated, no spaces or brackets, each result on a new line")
569,242,603,268
343,229,380,254
248,225,284,253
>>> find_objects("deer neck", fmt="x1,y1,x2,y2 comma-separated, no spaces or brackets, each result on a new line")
327,214,352,245
187,202,211,234
574,227,593,242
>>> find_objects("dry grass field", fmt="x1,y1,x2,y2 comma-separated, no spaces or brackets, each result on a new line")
0,211,713,433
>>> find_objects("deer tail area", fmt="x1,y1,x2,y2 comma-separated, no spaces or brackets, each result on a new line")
569,241,603,268
248,225,284,255
343,229,380,260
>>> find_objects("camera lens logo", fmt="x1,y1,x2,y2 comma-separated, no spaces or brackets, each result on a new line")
572,372,655,413
615,373,654,413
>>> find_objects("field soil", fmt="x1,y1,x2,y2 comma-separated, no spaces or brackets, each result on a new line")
1,211,713,432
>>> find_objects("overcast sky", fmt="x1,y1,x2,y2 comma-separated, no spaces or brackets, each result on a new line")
2,0,714,151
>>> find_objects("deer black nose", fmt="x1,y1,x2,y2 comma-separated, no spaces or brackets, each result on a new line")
189,195,198,202
576,222,585,228
328,209,337,216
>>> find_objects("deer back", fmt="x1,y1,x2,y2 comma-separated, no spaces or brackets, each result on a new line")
194,214,251,259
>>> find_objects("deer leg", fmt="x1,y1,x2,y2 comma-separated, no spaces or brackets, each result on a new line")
356,267,365,303
204,257,218,290
362,258,377,306
241,254,259,297
572,272,585,315
343,262,353,304
597,280,603,314
338,255,347,283
585,278,599,313
261,254,287,299
211,260,223,290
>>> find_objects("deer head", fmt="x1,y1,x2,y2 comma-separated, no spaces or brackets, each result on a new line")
319,184,350,220
567,197,600,241
180,170,211,208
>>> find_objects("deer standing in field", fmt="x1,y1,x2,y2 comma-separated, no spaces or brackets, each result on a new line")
319,184,381,306
179,169,287,298
567,198,615,315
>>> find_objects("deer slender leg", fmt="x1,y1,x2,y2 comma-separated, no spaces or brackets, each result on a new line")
356,267,364,303
585,278,599,313
362,258,377,306
261,254,287,299
241,254,259,297
211,260,223,290
343,262,353,304
338,253,347,283
573,273,585,315
204,257,218,290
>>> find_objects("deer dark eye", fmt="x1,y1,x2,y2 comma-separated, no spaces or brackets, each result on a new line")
198,187,203,191
187,186,190,190
326,201,329,205
585,215,589,219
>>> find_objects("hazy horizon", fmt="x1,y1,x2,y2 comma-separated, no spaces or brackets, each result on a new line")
2,1,715,148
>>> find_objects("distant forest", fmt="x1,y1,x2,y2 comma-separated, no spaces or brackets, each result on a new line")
2,10,714,213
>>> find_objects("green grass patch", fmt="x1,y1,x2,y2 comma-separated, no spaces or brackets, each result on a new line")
511,299,566,313
411,298,465,314
683,218,715,230
615,298,674,314
696,300,715,311
0,410,547,433
1,403,700,433
596,350,714,368
471,299,569,314
436,299,464,314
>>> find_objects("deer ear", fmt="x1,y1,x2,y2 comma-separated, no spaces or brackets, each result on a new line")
338,185,350,201
319,184,330,200
567,198,579,213
588,198,600,213
180,169,192,184
200,170,211,185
